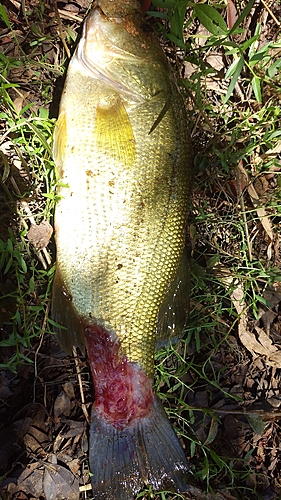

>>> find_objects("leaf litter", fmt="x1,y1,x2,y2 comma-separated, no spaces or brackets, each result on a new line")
1,0,281,499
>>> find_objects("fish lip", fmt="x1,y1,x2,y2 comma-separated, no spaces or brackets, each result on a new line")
75,6,144,103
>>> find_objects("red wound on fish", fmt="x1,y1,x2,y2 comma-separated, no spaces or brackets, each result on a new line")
85,325,154,429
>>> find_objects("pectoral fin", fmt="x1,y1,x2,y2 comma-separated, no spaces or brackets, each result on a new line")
95,96,136,167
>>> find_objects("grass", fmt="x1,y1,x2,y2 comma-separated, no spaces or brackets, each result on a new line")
1,0,281,498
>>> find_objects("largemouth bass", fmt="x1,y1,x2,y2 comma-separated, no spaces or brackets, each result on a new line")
52,0,192,497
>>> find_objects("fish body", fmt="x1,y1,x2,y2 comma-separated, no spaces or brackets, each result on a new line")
52,0,192,497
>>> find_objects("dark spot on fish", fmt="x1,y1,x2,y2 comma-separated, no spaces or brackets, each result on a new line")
71,146,74,153
86,169,94,177
117,263,123,270
108,179,115,187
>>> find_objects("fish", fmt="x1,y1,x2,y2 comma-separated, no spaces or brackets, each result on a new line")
52,0,193,498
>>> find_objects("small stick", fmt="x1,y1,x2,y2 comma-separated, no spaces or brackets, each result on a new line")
73,346,90,424
235,167,252,262
33,300,51,402
261,0,280,26
53,0,71,59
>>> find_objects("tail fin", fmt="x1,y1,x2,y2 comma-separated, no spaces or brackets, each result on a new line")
89,396,191,499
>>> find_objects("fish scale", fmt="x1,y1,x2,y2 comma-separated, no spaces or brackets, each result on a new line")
52,0,192,497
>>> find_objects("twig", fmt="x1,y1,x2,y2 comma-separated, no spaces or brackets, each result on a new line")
58,8,83,22
79,484,92,493
21,0,29,24
0,73,25,100
235,166,252,262
261,0,280,26
53,0,71,59
73,346,90,424
33,300,51,402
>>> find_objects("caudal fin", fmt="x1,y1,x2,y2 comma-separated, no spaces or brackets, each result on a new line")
89,396,191,499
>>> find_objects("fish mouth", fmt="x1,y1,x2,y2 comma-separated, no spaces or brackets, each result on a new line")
75,4,144,103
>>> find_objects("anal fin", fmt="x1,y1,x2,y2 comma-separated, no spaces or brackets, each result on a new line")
51,266,85,355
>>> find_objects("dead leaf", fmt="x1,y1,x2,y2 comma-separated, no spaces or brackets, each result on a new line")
0,463,44,498
204,418,219,445
27,220,53,249
54,390,71,424
246,414,266,435
0,418,32,475
237,163,273,244
227,0,238,29
63,381,75,400
43,463,79,500
267,351,281,368
230,282,281,368
63,420,85,438
0,371,13,399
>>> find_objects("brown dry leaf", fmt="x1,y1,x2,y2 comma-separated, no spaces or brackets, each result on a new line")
237,163,273,246
63,420,85,438
204,417,219,446
63,381,75,400
27,220,53,249
15,464,44,498
54,390,71,424
254,326,277,351
0,418,32,475
267,350,281,368
0,371,13,399
230,282,281,367
263,140,281,157
24,425,49,456
0,463,44,499
227,0,238,29
43,463,79,500
23,404,50,455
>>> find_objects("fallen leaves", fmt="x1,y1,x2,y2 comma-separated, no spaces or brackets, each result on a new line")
27,221,53,250
230,281,281,368
43,458,80,500
0,343,90,500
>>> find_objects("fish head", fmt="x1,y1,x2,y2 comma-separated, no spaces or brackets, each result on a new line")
80,0,143,65
75,0,149,101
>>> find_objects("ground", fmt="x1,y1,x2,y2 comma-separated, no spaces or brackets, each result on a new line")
1,0,281,499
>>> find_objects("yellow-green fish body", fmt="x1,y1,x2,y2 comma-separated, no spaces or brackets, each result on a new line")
52,0,192,497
